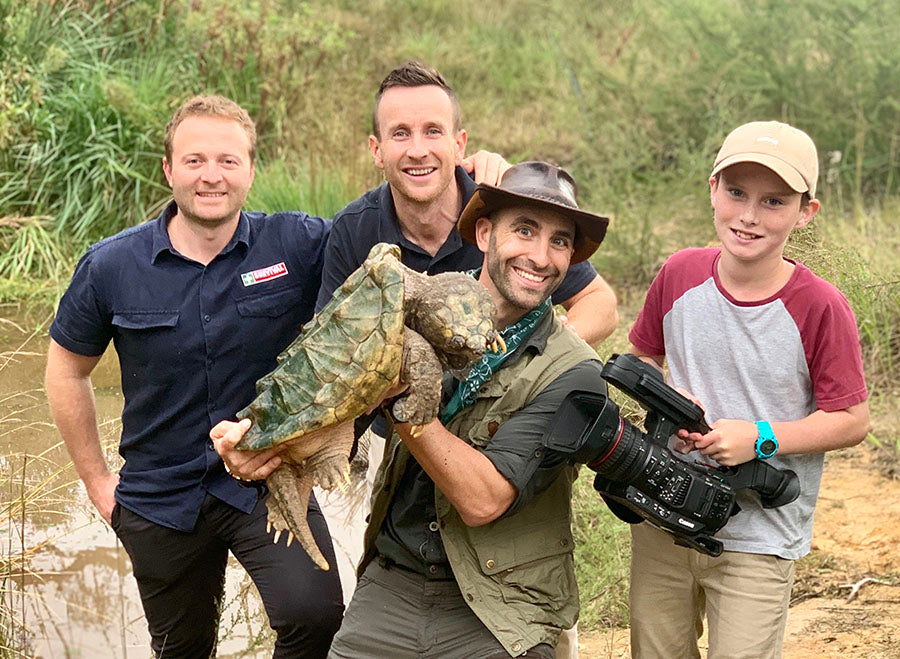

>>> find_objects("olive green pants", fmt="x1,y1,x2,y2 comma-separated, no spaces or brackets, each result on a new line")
629,523,795,659
327,558,555,658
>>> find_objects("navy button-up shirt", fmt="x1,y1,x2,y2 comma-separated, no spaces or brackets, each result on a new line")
315,166,598,312
50,201,330,531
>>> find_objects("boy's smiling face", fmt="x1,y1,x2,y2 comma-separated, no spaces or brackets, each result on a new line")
710,162,819,268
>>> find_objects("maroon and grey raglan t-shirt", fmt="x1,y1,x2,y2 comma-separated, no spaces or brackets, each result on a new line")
629,247,868,559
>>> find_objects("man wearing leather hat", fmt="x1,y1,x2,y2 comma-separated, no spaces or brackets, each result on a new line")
326,160,611,658
458,160,609,264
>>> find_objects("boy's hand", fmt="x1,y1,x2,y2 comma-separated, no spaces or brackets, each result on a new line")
210,419,284,481
688,418,758,466
673,387,705,454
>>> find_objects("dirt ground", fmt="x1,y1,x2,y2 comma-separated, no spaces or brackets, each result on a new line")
578,444,900,658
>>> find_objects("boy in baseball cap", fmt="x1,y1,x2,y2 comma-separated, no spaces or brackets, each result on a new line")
626,121,869,658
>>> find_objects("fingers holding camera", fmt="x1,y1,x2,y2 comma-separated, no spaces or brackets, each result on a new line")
210,418,283,481
691,418,757,466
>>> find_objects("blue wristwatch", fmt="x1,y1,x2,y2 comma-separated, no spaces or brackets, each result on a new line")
754,421,778,459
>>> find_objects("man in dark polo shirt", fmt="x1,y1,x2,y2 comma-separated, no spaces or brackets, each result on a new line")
314,62,614,657
44,95,344,658
315,61,619,344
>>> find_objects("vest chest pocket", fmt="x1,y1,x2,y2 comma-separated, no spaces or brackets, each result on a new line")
458,366,534,448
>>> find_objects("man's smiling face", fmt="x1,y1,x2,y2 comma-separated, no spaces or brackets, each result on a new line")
475,206,575,327
369,85,466,207
162,115,255,228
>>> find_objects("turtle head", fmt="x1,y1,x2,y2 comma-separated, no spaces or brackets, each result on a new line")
407,272,497,373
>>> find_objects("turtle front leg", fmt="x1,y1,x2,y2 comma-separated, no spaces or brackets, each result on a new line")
265,463,331,571
392,328,442,434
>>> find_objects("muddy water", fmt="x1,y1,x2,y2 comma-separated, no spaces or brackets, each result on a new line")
1,305,272,658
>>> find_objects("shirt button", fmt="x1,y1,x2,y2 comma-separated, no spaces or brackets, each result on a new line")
511,642,522,653
208,442,215,451
204,314,211,322
428,521,439,532
485,559,495,569
428,565,438,574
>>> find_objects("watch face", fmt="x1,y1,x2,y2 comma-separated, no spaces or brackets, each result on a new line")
759,439,777,456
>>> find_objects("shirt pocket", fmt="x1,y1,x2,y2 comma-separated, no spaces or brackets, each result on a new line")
235,286,302,318
234,285,308,365
111,311,181,382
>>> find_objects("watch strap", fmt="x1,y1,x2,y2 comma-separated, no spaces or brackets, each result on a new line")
754,420,778,459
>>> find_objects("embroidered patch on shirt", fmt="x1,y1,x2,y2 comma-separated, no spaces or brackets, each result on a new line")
241,262,288,286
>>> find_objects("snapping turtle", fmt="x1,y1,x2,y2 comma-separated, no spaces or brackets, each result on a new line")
235,243,502,570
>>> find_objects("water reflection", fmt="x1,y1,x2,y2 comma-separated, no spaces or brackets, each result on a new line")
1,306,271,658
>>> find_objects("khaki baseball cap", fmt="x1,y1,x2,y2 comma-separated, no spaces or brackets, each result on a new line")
711,121,819,198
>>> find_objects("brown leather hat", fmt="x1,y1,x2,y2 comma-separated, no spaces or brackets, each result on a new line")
457,161,609,264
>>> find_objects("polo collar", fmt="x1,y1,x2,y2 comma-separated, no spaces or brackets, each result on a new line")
378,166,477,257
151,200,251,264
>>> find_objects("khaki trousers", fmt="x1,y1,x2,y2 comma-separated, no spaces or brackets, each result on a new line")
629,523,795,659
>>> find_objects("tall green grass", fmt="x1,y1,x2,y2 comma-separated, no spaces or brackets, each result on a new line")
3,0,899,280
246,159,357,220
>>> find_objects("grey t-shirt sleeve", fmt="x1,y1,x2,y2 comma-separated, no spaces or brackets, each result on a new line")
481,359,606,517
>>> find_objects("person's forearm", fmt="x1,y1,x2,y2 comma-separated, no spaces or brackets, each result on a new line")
561,276,618,346
45,343,112,492
771,402,870,455
47,370,110,485
690,401,870,465
396,420,515,526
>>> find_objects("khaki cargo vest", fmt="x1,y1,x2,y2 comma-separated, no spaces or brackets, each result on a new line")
362,313,600,656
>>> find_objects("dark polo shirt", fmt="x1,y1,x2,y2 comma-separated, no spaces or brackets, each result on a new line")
50,201,330,531
315,166,598,312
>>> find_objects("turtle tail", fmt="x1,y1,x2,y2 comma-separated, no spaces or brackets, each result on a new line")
265,464,331,571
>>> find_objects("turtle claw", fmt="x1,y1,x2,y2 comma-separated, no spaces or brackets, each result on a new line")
274,529,282,544
267,521,272,533
409,424,425,438
287,531,294,547
490,334,507,354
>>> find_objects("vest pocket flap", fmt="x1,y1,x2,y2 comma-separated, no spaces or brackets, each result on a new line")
112,311,179,330
472,519,573,576
235,286,300,317
476,363,525,398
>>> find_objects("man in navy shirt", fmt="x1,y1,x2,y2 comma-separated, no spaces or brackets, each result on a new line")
44,95,344,658
316,61,619,344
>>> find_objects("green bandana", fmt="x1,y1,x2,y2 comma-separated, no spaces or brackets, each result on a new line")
440,295,551,425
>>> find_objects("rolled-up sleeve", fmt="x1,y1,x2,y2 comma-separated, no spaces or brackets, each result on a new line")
482,359,606,516
49,249,112,356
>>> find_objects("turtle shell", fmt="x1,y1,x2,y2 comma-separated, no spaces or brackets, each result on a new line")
236,243,405,450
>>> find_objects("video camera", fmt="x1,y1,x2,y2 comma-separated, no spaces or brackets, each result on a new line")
544,353,800,556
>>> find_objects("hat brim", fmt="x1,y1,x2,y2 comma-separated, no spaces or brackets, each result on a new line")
711,153,810,196
458,185,609,264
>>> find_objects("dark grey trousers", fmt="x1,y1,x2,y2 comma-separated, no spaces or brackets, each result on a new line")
328,558,554,659
113,492,344,658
